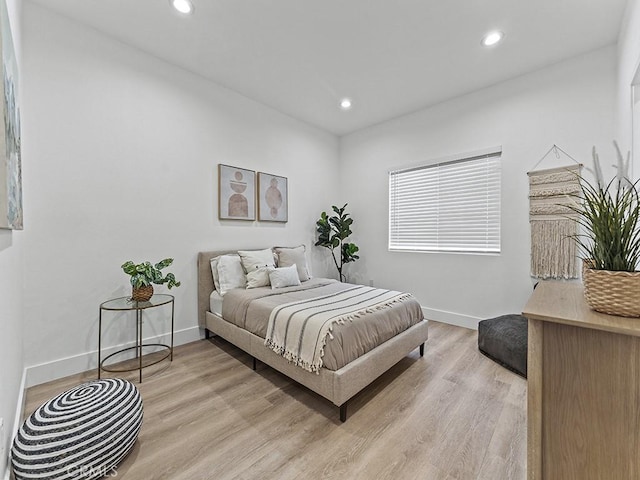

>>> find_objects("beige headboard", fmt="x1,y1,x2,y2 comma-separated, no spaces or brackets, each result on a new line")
197,246,306,328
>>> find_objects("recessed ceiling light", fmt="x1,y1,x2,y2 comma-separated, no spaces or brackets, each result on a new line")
481,31,504,47
340,98,352,110
170,0,194,15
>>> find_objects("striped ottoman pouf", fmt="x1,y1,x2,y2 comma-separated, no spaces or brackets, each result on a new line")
11,378,143,480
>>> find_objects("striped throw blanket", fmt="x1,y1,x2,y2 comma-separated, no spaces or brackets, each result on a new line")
264,285,413,373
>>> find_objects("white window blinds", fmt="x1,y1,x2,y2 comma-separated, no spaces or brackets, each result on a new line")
389,149,501,254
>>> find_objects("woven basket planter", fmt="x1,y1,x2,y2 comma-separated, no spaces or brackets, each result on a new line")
583,261,640,317
132,285,153,302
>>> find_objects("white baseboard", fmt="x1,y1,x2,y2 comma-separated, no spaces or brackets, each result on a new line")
25,326,202,388
422,306,481,330
3,367,26,480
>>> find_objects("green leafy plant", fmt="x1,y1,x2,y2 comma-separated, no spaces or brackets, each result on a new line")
315,203,360,282
568,142,640,272
121,258,182,289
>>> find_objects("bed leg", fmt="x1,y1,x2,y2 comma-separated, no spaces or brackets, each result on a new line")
420,343,425,357
205,329,211,340
340,402,348,423
252,357,257,371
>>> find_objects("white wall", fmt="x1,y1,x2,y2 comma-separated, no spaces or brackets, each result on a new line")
0,0,23,476
617,0,640,179
21,3,340,386
340,47,616,328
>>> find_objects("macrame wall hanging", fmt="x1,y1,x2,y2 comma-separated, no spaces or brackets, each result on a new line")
528,145,582,279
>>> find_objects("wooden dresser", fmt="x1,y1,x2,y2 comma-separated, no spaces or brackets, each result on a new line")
523,281,640,480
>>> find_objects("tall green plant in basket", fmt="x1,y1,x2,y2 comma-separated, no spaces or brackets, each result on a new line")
568,142,640,272
315,204,360,282
567,142,640,317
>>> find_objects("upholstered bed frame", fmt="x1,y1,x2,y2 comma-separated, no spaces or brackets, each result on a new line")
197,250,430,421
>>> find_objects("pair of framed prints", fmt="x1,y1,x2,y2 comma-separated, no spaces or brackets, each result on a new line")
218,164,288,223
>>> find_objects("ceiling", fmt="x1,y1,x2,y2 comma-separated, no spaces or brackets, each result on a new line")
30,0,629,135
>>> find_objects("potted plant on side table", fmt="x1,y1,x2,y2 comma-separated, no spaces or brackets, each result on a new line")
569,142,640,317
121,258,181,301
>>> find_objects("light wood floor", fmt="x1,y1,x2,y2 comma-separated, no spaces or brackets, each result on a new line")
24,321,526,480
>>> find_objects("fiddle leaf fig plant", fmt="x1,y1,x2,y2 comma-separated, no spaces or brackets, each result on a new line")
315,203,360,282
121,258,181,289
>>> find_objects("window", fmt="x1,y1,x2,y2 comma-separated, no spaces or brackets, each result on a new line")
389,148,501,254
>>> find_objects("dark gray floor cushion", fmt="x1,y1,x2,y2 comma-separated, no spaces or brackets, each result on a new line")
478,314,528,378
12,378,143,480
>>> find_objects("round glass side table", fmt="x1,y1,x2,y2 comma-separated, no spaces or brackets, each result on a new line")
98,294,175,382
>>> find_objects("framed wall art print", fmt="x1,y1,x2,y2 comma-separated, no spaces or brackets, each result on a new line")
257,172,288,222
0,0,21,230
218,164,256,221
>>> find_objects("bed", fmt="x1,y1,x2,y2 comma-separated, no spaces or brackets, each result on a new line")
197,248,429,421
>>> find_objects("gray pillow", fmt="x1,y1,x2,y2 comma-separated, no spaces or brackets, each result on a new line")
273,245,311,282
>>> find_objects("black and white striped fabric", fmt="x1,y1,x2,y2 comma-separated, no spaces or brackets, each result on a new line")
12,378,143,480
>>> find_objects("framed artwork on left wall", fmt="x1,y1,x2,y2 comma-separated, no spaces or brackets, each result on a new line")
0,0,22,230
218,164,256,221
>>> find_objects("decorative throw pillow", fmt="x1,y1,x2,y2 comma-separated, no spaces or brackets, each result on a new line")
274,245,311,282
268,265,302,289
210,256,222,292
238,249,276,288
217,254,246,295
246,266,271,289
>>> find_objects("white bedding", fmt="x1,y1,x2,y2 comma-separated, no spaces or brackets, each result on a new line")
209,291,223,316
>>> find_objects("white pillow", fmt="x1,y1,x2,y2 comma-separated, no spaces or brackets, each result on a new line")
268,265,302,289
217,254,246,296
238,248,276,271
246,266,271,289
274,245,311,282
210,256,222,292
238,249,276,288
